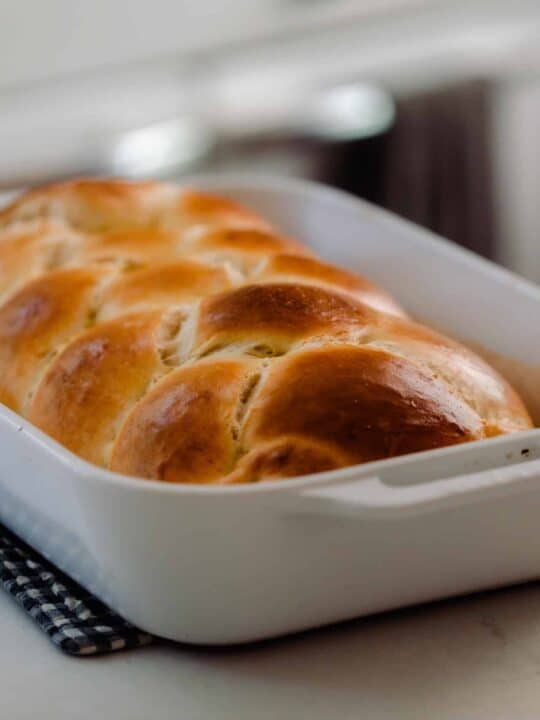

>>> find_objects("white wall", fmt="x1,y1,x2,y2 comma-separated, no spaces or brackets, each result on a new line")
0,0,421,89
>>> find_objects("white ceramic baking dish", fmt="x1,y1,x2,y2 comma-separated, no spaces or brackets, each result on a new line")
1,176,539,645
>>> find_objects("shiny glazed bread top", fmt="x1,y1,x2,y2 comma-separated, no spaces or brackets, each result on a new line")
0,179,532,484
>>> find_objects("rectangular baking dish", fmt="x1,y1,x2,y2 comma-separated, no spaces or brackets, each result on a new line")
1,176,539,645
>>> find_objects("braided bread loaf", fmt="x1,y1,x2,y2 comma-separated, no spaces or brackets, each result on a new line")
0,179,532,484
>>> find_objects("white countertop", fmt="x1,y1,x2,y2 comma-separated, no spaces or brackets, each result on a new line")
3,582,540,719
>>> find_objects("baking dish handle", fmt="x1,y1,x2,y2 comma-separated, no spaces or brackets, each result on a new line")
284,459,540,518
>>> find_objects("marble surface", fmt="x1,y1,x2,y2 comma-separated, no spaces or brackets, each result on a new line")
3,582,540,719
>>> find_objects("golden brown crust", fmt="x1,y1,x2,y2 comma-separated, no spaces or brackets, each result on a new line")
0,178,532,484
223,437,348,484
366,316,533,435
176,191,271,231
0,220,80,303
254,254,406,317
0,179,176,231
99,261,232,319
242,346,484,466
0,180,268,233
28,311,166,466
110,359,258,483
182,228,311,274
195,283,376,356
76,228,182,266
0,267,107,413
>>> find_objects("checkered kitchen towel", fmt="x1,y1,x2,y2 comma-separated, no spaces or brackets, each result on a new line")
0,525,153,655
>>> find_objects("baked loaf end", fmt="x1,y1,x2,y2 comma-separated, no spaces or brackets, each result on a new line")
0,179,532,484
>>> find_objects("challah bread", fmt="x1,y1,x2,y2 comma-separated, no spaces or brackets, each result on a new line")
0,179,532,484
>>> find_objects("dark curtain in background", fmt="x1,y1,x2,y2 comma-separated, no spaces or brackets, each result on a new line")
321,81,495,259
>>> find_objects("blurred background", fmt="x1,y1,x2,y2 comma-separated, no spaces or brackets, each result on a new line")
1,0,540,281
